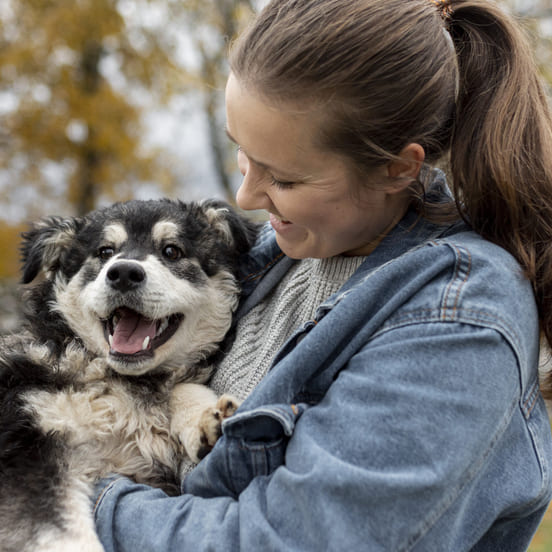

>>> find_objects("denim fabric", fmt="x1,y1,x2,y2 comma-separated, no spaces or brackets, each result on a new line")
94,172,552,551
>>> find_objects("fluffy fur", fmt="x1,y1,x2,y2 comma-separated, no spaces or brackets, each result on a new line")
0,198,258,552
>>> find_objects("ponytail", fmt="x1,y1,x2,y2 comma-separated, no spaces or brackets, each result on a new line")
446,1,552,397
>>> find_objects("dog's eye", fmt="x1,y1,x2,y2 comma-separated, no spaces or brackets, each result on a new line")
162,245,182,261
98,246,115,261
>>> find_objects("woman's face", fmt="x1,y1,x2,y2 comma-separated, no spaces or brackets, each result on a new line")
225,73,410,259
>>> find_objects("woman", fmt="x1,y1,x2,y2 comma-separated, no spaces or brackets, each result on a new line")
94,0,552,549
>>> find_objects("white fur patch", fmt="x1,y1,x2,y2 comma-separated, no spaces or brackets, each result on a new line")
29,479,103,552
152,220,180,244
204,206,234,244
102,223,128,248
169,382,218,462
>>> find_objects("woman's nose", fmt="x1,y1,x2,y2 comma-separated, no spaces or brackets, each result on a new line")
236,175,270,211
235,156,271,212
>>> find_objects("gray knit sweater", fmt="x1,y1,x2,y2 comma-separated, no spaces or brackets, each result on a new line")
210,255,366,401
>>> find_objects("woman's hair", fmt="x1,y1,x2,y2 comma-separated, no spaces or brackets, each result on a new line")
229,0,552,398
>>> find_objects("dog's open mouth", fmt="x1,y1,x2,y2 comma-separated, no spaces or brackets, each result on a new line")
104,307,183,359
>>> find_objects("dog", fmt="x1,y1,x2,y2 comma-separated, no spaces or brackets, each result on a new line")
0,198,258,552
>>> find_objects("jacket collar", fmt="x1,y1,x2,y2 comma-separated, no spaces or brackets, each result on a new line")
235,168,464,320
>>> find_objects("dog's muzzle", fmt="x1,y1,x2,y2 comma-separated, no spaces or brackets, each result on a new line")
102,261,184,361
104,308,184,360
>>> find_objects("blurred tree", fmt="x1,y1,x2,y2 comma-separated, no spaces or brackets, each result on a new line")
0,0,257,281
0,0,187,217
168,0,256,202
0,221,23,278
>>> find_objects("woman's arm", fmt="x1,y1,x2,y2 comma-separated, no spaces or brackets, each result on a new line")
94,322,548,551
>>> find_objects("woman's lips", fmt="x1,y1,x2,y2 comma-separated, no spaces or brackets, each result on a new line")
269,213,293,233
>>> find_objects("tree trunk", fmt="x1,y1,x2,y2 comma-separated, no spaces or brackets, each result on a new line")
75,41,103,215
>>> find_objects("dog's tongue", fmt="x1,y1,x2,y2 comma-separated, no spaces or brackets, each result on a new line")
111,307,156,354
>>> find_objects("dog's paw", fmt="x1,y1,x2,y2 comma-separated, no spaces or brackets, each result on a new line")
195,394,240,461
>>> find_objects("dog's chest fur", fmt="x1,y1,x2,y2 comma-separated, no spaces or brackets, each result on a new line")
21,343,182,492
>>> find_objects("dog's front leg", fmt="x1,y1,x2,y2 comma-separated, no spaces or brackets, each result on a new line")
169,383,240,463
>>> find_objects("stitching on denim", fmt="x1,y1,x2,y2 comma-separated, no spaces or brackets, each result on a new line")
93,476,124,516
441,243,472,321
398,397,517,551
520,397,552,511
522,379,540,419
374,307,519,346
241,252,285,284
319,241,433,312
93,488,105,514
237,437,285,453
226,405,297,435
330,238,462,316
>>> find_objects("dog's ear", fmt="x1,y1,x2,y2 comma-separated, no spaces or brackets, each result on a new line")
20,216,83,284
201,200,260,254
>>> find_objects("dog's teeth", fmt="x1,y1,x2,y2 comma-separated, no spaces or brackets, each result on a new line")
157,318,169,335
141,336,150,351
108,335,114,348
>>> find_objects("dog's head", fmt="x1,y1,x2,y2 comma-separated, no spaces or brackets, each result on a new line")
21,199,258,378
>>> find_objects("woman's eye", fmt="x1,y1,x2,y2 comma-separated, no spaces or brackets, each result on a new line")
270,176,295,190
162,245,183,261
98,246,115,261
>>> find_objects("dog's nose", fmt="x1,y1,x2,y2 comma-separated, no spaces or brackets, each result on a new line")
106,262,146,292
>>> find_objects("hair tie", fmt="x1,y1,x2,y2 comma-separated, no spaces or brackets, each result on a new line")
430,0,453,19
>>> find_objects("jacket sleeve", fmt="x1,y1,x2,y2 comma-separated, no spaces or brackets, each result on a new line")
94,321,547,551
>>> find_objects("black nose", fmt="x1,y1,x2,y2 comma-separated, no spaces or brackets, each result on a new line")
106,261,146,292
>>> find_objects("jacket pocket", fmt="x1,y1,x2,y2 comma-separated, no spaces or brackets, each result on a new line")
222,403,308,496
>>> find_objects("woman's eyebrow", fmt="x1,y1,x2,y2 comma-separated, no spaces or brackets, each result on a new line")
224,127,308,180
225,127,273,171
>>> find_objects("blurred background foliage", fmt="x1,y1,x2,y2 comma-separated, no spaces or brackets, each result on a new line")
0,0,552,545
0,0,255,232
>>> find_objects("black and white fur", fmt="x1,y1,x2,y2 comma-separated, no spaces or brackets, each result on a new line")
0,198,258,552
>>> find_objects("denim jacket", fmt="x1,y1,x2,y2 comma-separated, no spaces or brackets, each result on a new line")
94,177,552,551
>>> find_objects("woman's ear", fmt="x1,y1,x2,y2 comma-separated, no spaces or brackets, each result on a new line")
386,143,425,190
